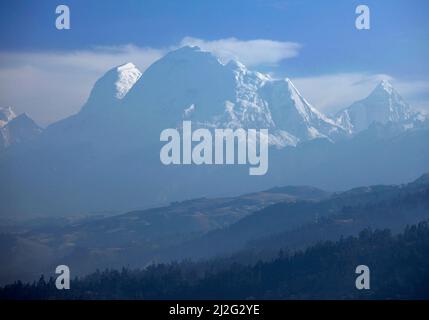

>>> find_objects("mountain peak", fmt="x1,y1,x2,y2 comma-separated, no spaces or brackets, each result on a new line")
11,112,35,124
336,79,414,133
372,79,395,96
164,46,213,61
379,79,393,89
0,106,16,127
0,111,41,150
115,62,142,99
123,46,344,146
4,112,41,131
176,45,202,53
82,62,142,112
284,78,334,124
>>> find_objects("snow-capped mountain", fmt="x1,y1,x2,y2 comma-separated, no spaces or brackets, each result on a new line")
121,46,344,147
0,106,16,127
0,108,42,150
3,48,424,152
259,78,345,144
336,80,419,134
81,62,142,113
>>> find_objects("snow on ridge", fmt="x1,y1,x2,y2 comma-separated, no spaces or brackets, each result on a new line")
115,63,142,99
198,58,343,146
0,106,17,127
379,79,394,94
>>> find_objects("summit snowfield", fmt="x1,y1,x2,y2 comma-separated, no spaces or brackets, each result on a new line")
81,62,142,113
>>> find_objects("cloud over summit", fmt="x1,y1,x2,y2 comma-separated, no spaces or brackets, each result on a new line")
179,37,301,66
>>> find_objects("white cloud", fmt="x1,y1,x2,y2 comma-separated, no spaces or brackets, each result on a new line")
291,73,429,115
179,37,301,66
0,45,165,126
0,45,164,74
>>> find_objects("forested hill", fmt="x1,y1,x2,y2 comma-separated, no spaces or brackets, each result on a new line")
2,220,429,300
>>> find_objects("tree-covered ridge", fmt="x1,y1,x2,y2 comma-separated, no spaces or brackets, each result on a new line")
2,220,429,300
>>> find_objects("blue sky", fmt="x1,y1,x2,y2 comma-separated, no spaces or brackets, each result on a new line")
0,0,428,125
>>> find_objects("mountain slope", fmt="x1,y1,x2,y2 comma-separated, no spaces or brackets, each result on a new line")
0,174,427,286
3,219,429,299
81,62,142,114
261,78,344,142
163,173,429,261
0,185,329,284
